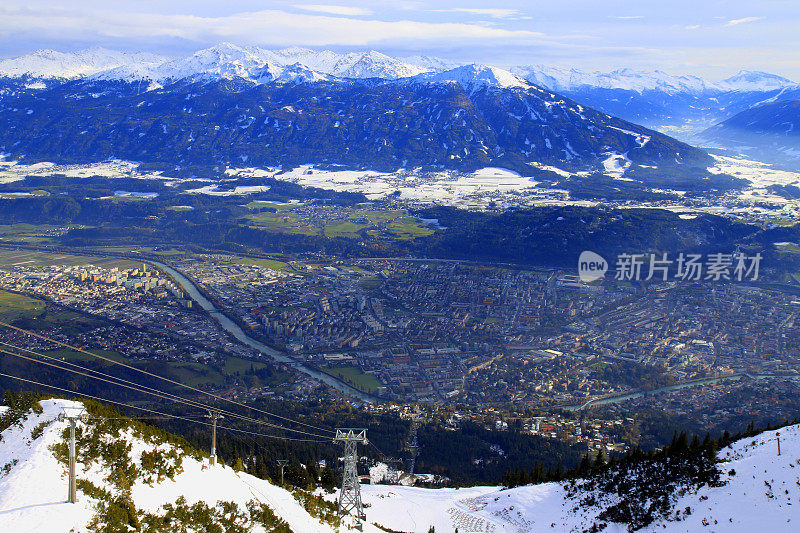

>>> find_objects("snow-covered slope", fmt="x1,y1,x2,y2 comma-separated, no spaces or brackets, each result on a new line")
511,65,713,94
510,65,798,95
0,47,167,80
362,424,800,532
260,47,431,79
0,399,375,533
3,398,797,532
717,70,799,92
413,64,531,91
0,45,446,84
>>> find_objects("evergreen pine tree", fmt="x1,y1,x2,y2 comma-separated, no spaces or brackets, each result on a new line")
578,455,591,476
593,449,606,470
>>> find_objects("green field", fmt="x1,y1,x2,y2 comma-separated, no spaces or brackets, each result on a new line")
342,265,372,274
93,246,187,257
248,211,321,236
40,350,227,388
323,365,382,393
166,362,226,388
347,208,405,224
246,205,438,242
387,217,436,240
0,223,84,244
0,249,140,270
0,290,45,321
359,277,382,289
43,348,128,365
233,256,292,272
150,248,186,256
245,201,299,211
323,221,368,238
4,305,105,334
223,356,268,375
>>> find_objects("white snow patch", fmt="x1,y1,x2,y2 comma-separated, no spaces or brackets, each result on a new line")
0,399,373,533
602,152,631,177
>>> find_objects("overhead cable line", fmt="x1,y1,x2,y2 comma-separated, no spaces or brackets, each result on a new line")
0,340,329,437
0,370,329,443
0,321,334,435
0,345,331,439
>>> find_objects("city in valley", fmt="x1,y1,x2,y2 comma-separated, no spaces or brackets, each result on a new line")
2,233,799,460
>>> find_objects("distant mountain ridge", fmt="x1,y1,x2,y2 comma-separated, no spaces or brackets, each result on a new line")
0,47,167,80
0,68,716,184
0,43,771,185
2,44,796,92
3,45,797,136
0,44,435,83
510,65,800,145
700,99,800,169
510,65,798,94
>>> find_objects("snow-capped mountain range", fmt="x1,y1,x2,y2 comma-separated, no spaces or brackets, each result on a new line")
1,43,796,172
0,43,436,84
509,65,799,95
1,43,796,93
0,47,167,80
2,398,799,532
0,56,714,181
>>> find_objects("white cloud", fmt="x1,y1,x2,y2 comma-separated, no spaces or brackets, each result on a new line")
612,16,644,20
0,6,543,47
685,24,700,30
436,8,520,19
295,4,372,16
725,16,762,26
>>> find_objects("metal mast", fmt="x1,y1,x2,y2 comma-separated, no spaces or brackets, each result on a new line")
206,411,224,466
276,459,288,486
334,428,368,520
58,406,87,503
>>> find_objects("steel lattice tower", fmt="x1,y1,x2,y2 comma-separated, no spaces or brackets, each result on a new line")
334,428,368,520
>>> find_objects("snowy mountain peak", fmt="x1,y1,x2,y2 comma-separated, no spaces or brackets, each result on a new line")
511,64,712,94
717,70,799,92
401,54,462,72
272,62,335,84
153,43,273,82
336,50,429,79
417,63,530,90
0,47,167,80
260,47,431,79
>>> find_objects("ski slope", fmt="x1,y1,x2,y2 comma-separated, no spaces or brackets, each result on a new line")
0,399,377,533
2,399,799,532
362,425,800,532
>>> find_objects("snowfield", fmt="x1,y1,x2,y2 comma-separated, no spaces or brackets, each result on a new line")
361,425,800,532
1,399,800,532
0,399,377,533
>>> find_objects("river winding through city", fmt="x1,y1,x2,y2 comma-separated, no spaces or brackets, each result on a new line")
149,260,377,403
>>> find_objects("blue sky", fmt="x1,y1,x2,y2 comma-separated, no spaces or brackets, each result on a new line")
1,1,798,80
